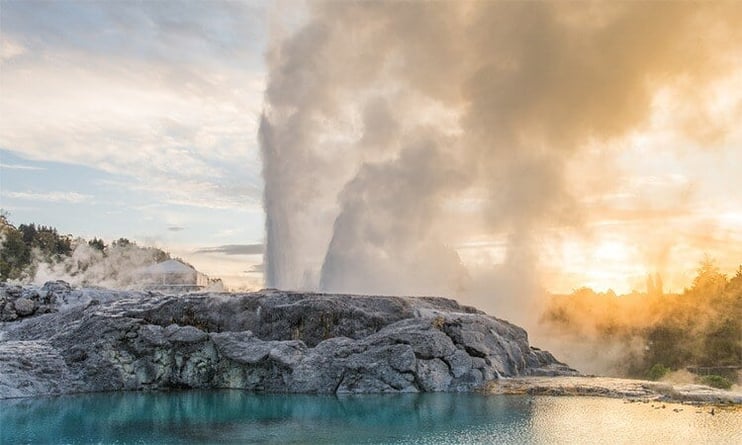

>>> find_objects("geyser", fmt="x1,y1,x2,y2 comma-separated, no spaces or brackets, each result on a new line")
260,1,742,327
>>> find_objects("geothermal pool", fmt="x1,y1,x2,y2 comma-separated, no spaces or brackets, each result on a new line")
1,391,739,444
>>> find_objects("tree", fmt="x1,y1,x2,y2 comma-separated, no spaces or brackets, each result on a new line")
654,272,663,297
88,237,106,251
644,324,691,370
646,274,656,296
18,223,37,245
151,248,170,263
56,234,72,256
727,266,742,292
701,318,742,366
34,229,58,254
645,273,664,297
689,256,727,297
113,238,132,248
0,220,31,281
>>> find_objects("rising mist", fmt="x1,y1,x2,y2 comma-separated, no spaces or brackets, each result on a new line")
259,1,742,333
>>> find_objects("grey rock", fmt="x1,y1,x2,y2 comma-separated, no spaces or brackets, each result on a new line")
389,344,416,373
3,285,22,299
268,340,307,367
288,337,354,393
417,358,453,391
36,280,75,306
446,349,473,378
13,298,36,316
1,302,18,321
41,280,72,295
369,318,457,359
0,283,578,399
166,325,209,343
0,282,59,321
0,341,73,398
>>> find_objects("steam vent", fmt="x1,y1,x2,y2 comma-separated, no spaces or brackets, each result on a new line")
0,281,576,398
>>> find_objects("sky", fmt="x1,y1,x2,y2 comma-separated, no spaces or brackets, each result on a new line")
0,0,268,288
2,1,742,302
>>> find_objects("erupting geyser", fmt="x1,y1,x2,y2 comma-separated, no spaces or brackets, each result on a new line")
259,1,742,329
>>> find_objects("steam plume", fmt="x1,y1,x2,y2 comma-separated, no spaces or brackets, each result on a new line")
260,1,742,323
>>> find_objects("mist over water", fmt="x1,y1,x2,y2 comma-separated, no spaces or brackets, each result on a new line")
260,2,742,329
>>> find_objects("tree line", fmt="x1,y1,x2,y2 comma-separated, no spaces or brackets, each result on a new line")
0,213,170,283
541,258,742,386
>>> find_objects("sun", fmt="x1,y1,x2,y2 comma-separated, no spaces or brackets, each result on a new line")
548,237,647,294
593,240,632,263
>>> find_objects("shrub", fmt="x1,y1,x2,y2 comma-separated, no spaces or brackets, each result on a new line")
699,375,732,390
646,363,670,381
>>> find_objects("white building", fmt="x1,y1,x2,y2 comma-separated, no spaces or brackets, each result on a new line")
137,259,209,291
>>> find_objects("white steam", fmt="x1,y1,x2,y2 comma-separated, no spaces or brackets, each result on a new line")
31,241,167,290
260,1,742,327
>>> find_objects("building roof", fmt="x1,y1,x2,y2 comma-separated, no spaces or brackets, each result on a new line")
139,259,196,275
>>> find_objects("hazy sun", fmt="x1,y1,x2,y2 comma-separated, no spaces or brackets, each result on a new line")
593,240,632,263
546,237,649,295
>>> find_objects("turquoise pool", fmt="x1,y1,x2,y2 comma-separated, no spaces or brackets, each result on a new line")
1,390,739,444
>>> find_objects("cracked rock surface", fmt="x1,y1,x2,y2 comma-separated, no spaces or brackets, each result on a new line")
0,282,577,398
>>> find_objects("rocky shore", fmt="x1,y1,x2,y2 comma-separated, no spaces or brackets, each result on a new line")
488,376,742,405
0,281,577,399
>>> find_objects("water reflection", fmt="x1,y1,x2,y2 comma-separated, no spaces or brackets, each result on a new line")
1,391,739,444
529,397,741,445
1,391,533,444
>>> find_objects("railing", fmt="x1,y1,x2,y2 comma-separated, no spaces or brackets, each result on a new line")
686,365,742,376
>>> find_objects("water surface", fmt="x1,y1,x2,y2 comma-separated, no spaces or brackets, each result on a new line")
1,390,739,444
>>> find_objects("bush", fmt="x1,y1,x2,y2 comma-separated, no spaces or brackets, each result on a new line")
646,363,670,381
699,375,733,390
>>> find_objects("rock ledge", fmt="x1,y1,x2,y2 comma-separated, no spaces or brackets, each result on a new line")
0,282,576,398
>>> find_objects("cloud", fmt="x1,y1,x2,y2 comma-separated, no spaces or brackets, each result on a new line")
97,166,262,211
0,163,45,171
0,0,266,210
194,244,264,256
3,191,92,204
0,38,26,61
246,263,264,273
167,226,185,232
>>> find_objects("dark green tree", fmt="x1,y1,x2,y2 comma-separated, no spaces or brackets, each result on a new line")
0,217,31,281
88,237,106,251
18,223,37,245
701,318,742,366
112,238,132,247
643,324,691,370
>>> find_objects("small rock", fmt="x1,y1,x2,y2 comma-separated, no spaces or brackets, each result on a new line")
446,349,473,378
4,285,22,299
14,298,36,317
41,280,72,294
389,345,416,373
417,358,453,391
41,280,73,305
1,302,18,321
20,289,40,302
166,325,208,343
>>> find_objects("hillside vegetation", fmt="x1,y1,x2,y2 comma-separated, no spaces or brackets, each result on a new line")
541,258,742,383
0,213,170,286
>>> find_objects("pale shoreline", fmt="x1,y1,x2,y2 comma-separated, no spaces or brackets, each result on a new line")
486,376,742,406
